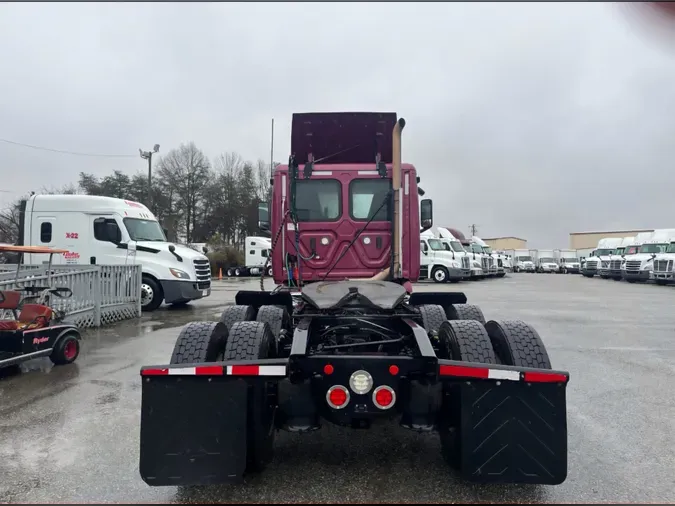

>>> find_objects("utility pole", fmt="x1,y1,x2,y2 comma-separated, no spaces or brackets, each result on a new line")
270,118,274,179
139,144,160,210
469,224,478,236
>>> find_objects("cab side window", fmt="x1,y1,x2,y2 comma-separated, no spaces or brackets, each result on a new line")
94,218,121,242
40,222,52,243
420,240,428,253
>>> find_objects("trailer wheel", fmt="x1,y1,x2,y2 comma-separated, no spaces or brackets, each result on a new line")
444,303,486,324
484,320,552,369
256,305,290,355
227,268,234,277
267,266,273,277
416,304,446,334
169,321,228,364
437,320,496,469
50,332,80,365
235,267,242,276
224,321,276,474
219,304,256,333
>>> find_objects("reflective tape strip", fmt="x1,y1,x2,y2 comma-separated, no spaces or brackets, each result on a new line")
439,364,567,383
226,365,286,376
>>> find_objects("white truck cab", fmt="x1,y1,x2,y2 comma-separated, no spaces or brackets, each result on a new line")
471,236,500,277
436,228,472,279
513,249,535,273
582,237,622,278
536,249,559,273
419,231,463,283
623,229,675,283
555,249,579,274
653,237,675,285
608,236,634,280
229,236,273,277
18,194,212,311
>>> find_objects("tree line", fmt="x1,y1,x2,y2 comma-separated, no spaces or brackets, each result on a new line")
0,143,273,260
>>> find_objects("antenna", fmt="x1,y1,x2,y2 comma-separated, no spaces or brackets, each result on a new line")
270,118,274,179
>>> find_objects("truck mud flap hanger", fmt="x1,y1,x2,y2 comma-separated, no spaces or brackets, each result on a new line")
139,357,568,487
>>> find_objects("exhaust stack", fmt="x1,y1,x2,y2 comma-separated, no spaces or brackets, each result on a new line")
391,118,405,278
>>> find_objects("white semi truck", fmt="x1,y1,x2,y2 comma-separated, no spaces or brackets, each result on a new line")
582,237,622,278
419,230,464,283
437,227,484,279
608,236,635,280
622,229,675,283
512,249,535,272
228,236,273,277
16,194,212,311
536,249,560,273
471,236,502,277
554,249,580,274
436,227,474,279
652,237,675,285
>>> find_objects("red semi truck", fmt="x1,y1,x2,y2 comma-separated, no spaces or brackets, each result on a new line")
138,112,570,488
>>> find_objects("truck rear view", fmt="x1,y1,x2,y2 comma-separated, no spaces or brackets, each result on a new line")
137,112,570,490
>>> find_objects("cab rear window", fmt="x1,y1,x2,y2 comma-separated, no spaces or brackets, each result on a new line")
294,179,341,221
350,179,392,221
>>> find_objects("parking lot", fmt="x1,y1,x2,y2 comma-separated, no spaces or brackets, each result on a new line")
1,273,674,503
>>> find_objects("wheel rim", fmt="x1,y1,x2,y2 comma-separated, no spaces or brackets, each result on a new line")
434,270,446,281
235,269,240,276
141,284,154,306
64,339,77,360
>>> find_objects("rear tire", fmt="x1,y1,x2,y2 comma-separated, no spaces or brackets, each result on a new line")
50,332,80,365
444,303,486,324
437,320,497,469
255,305,290,356
219,304,256,333
416,304,446,334
484,320,552,369
224,321,276,474
170,321,228,364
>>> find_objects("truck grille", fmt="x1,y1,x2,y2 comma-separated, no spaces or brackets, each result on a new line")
654,259,673,272
601,261,609,269
194,259,212,287
481,258,488,271
585,259,598,270
610,260,622,270
625,260,641,271
461,256,470,269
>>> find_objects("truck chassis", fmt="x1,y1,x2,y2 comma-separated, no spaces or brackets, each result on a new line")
139,280,569,487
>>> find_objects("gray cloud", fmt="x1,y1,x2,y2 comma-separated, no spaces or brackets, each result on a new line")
2,2,675,247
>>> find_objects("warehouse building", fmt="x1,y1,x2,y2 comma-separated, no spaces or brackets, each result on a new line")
569,229,654,249
483,236,528,250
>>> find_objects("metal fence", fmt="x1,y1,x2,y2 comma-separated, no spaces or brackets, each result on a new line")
0,264,142,328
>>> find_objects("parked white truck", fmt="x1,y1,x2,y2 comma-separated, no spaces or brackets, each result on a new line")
471,236,501,277
437,227,484,279
622,229,675,283
607,236,634,280
555,249,580,274
419,230,464,283
536,249,560,273
436,227,474,279
17,194,212,311
652,237,675,285
512,249,536,272
228,236,272,277
582,237,622,278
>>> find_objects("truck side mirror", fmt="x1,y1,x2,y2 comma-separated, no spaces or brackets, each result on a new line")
420,199,433,232
106,223,121,244
258,201,270,232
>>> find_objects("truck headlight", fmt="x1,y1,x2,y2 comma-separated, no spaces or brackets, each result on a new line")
169,268,191,279
451,261,461,269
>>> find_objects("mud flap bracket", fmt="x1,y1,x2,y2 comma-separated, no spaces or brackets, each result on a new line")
139,376,249,486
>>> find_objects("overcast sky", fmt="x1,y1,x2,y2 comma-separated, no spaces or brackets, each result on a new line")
2,2,675,248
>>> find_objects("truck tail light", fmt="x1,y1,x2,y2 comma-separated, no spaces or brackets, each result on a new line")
326,385,350,409
372,385,396,410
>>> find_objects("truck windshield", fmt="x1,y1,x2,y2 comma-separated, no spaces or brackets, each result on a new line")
427,239,445,251
482,246,492,254
471,244,483,253
350,179,391,221
624,246,638,255
540,257,555,263
666,243,675,253
595,248,614,256
123,218,167,242
449,241,464,252
639,243,668,254
294,179,341,221
517,256,532,261
613,248,625,255
561,257,578,263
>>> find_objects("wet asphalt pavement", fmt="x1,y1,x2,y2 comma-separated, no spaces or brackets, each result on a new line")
1,274,675,503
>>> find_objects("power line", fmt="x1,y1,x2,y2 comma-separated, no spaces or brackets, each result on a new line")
0,138,137,158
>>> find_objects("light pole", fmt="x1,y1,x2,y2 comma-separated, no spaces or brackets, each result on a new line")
139,144,160,210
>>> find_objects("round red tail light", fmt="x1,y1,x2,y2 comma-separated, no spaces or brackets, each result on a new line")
326,385,350,409
373,385,396,410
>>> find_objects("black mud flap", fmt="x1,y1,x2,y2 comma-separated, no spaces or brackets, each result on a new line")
139,376,248,486
458,379,568,485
